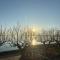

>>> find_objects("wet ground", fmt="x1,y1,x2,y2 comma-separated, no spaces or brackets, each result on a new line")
0,45,60,60
0,55,20,60
20,45,60,60
0,50,21,60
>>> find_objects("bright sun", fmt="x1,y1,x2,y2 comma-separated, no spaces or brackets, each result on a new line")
32,27,38,32
31,26,42,33
32,28,37,32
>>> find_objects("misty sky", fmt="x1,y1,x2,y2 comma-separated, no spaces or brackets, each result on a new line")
0,0,60,28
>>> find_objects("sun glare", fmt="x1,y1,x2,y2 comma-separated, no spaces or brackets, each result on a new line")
31,26,42,33
32,39,36,45
32,28,36,32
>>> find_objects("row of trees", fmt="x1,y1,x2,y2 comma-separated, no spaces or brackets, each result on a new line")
37,29,60,46
0,24,60,46
0,24,21,43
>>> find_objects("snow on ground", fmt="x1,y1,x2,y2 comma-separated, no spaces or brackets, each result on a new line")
0,40,57,52
0,42,19,52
